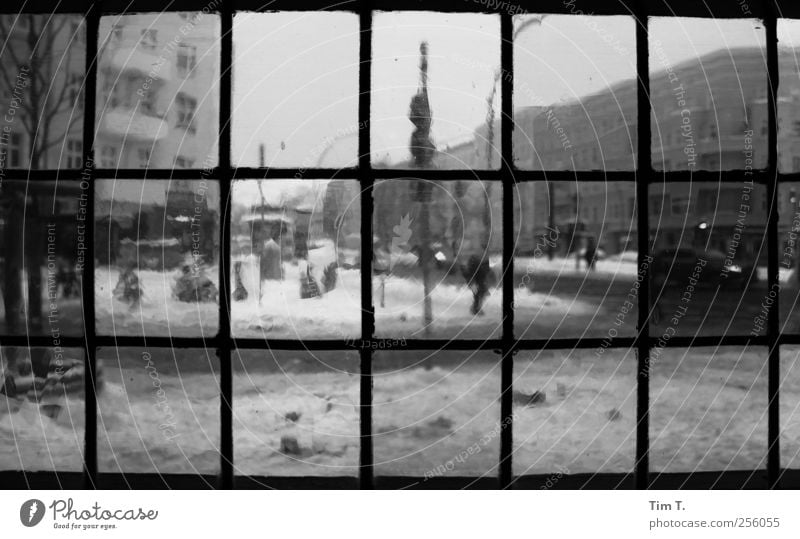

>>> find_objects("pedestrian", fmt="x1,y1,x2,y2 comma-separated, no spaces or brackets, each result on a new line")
585,236,597,271
462,254,491,315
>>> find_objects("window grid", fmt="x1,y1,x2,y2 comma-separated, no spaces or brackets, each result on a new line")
0,0,794,489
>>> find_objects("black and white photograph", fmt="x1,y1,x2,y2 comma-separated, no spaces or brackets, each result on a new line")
2,0,800,536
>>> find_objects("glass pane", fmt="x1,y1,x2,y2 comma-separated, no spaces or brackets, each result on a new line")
371,12,501,169
95,179,220,337
0,347,85,472
233,350,360,477
513,15,636,171
231,179,361,339
778,20,800,173
781,346,800,469
649,17,767,171
779,182,800,330
514,181,638,339
373,351,500,479
233,12,359,168
513,349,636,476
96,13,220,169
373,179,501,339
97,347,220,474
649,182,768,337
0,15,85,169
650,347,767,473
1,181,85,336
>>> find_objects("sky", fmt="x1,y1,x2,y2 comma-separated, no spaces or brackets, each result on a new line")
232,12,359,169
230,13,778,169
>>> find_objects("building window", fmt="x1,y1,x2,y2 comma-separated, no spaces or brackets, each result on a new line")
66,138,82,168
111,23,124,43
68,72,83,108
175,93,197,133
8,132,23,167
671,195,689,216
137,147,151,168
140,28,157,50
138,88,156,115
177,44,197,78
175,156,194,169
100,146,116,168
102,74,121,108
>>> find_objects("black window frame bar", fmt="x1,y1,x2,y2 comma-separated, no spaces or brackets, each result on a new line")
0,0,797,489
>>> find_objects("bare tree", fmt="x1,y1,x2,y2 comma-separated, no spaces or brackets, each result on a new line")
0,14,83,333
0,14,84,168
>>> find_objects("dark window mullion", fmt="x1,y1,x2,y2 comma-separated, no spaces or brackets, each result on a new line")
634,1,652,490
765,7,781,489
499,12,514,489
358,3,374,490
218,1,234,489
81,1,99,490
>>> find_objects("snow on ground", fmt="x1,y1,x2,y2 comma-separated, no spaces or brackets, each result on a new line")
372,355,500,477
96,350,221,475
650,347,768,473
3,347,800,476
516,254,640,278
375,275,502,339
95,267,219,337
512,350,637,475
0,394,85,472
231,255,361,339
233,352,360,476
781,347,800,469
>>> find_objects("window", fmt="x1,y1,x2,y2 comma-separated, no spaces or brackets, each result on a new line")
68,72,83,108
137,147,151,168
2,2,797,492
174,156,194,168
175,93,197,133
95,15,219,170
66,138,82,168
8,132,23,167
139,28,157,50
110,23,123,43
138,88,156,115
177,44,197,78
99,145,116,168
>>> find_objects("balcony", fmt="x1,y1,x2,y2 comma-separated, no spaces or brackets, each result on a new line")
107,46,172,82
97,107,169,142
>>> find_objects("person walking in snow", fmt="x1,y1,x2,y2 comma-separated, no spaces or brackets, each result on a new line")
585,236,597,271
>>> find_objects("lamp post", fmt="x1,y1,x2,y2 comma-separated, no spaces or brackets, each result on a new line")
483,16,548,259
409,41,435,334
